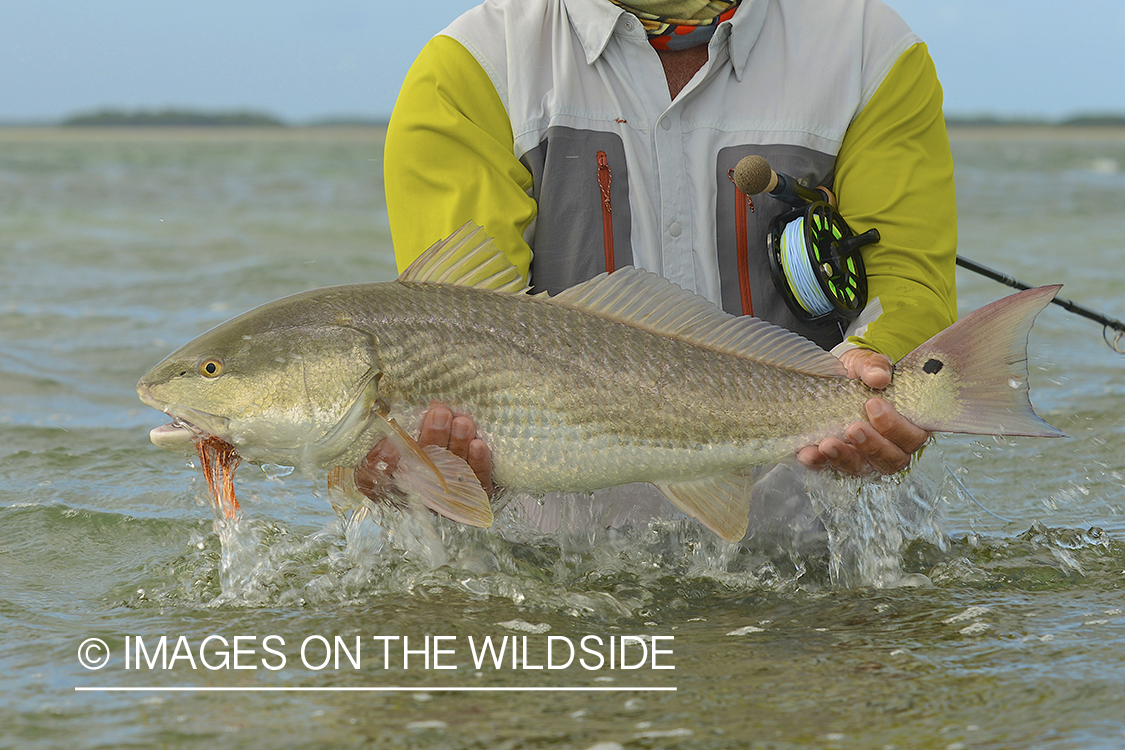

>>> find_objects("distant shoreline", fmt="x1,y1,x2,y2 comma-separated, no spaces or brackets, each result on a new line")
0,108,389,129
1,107,1124,131
947,114,1125,128
3,112,1125,147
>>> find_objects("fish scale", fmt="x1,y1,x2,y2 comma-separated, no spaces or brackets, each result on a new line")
356,281,875,489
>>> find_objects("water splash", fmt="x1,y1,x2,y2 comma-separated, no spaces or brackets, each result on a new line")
805,447,947,588
924,523,1124,590
211,515,268,604
260,463,295,480
131,471,1125,622
167,446,960,608
165,490,795,615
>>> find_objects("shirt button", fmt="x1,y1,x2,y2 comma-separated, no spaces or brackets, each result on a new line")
669,222,682,237
660,119,671,130
624,20,634,31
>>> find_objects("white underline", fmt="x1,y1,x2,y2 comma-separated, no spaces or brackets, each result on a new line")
75,686,676,692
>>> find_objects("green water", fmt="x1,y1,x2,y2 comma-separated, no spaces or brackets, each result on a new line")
2,127,1124,749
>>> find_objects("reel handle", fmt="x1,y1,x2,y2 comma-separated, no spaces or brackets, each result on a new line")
834,228,880,260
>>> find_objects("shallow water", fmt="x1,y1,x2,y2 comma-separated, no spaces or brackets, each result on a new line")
2,126,1124,749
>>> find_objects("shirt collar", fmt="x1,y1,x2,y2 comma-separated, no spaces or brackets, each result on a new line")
565,0,637,65
564,0,768,75
723,0,767,80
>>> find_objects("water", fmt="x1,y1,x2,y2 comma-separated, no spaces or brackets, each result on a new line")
2,126,1124,749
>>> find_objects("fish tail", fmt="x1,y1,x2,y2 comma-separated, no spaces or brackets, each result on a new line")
894,285,1066,438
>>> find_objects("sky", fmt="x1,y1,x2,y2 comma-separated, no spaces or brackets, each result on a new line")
3,1,1124,123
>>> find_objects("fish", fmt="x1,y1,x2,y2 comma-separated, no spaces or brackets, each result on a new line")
137,222,1065,541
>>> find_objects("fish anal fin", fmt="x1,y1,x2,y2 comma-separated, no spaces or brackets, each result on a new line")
399,222,529,294
655,471,756,542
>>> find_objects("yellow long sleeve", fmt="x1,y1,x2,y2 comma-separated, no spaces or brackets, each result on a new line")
834,42,959,361
385,35,537,279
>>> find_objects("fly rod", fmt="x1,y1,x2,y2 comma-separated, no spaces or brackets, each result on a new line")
956,256,1125,354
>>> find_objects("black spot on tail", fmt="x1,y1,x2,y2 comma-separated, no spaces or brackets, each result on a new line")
923,358,944,374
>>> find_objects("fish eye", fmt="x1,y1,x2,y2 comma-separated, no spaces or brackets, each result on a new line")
198,358,224,378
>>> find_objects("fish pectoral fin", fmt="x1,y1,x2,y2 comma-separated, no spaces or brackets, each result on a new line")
655,471,757,542
404,444,494,528
377,417,493,528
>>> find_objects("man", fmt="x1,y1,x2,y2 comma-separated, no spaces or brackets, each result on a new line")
378,0,956,532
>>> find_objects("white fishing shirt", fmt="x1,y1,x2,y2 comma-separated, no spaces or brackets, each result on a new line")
387,0,958,359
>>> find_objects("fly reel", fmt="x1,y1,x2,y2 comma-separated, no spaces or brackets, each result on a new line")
766,201,879,326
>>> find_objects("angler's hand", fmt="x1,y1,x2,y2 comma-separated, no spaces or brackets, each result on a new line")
416,403,495,496
796,349,931,476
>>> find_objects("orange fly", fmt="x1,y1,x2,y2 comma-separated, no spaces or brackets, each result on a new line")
195,435,241,519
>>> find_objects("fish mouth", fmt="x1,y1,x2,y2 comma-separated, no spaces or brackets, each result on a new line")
149,418,204,454
138,384,232,454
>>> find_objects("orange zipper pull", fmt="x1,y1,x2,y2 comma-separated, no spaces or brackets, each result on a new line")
728,167,754,316
597,151,615,273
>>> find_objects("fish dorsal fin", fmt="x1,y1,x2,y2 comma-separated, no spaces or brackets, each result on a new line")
548,267,847,377
399,221,529,293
